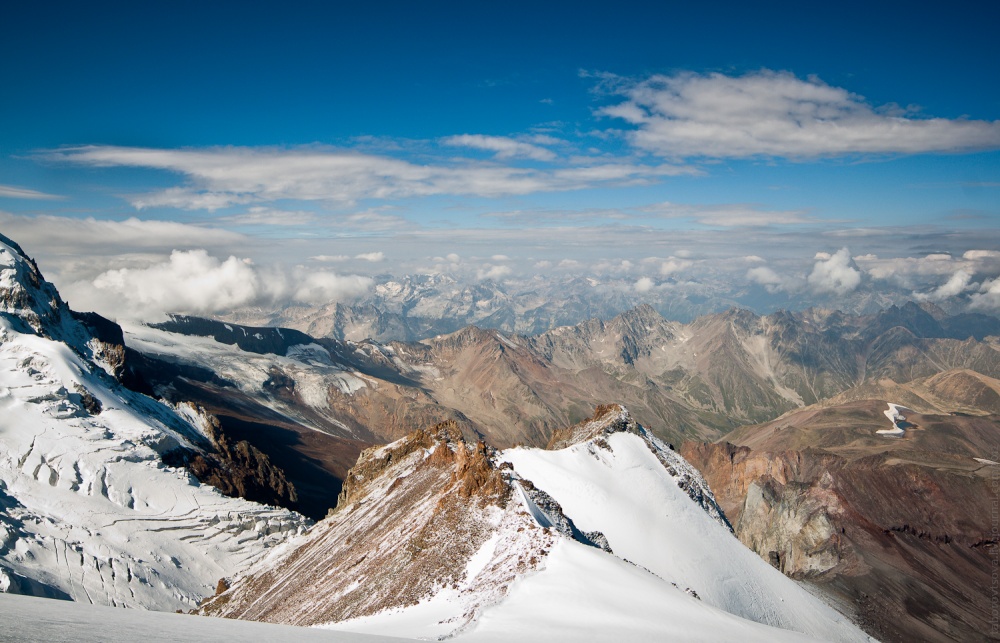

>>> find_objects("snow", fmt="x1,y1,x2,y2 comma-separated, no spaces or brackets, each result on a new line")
310,425,869,642
462,538,822,643
0,324,308,611
974,458,999,465
495,332,519,349
0,237,309,612
121,322,367,429
500,432,868,642
877,403,909,436
0,592,406,643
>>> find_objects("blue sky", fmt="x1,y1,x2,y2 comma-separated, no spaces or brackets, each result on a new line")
2,1,999,319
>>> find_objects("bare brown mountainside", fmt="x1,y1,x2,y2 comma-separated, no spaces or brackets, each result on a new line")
121,303,1000,519
684,400,1000,643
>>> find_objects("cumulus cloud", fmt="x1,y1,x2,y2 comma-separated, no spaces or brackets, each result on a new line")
476,264,512,281
746,266,793,293
67,249,371,320
807,248,861,295
915,270,973,302
660,257,694,275
442,134,556,161
634,276,655,292
970,278,1000,311
355,251,385,262
601,70,1000,159
49,145,693,210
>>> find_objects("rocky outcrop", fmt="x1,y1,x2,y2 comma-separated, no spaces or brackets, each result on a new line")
200,407,727,630
683,436,1000,643
164,409,298,509
199,421,538,630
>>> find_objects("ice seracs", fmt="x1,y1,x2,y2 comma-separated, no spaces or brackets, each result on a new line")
0,233,309,610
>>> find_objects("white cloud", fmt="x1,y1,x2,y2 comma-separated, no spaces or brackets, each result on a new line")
601,70,1000,158
970,278,1000,311
807,248,861,295
0,184,62,200
660,257,693,275
747,266,797,293
634,277,655,292
311,255,350,262
964,249,1000,261
50,145,693,210
476,264,512,281
0,212,244,256
67,249,371,320
355,251,385,262
442,134,556,161
915,270,973,302
646,201,813,227
220,207,316,226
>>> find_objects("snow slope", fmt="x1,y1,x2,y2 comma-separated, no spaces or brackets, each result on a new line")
0,234,308,610
501,428,867,642
213,406,870,642
0,592,406,643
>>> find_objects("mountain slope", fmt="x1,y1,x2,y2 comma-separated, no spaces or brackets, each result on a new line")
201,406,869,642
683,400,999,642
0,233,308,610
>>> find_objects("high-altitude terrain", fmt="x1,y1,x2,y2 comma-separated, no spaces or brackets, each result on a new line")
200,405,870,642
2,228,998,641
684,399,999,642
121,300,1000,519
0,233,308,610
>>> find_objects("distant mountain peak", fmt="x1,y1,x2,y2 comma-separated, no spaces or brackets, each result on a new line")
0,233,70,337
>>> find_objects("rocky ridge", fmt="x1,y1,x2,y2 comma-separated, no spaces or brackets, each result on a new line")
201,405,868,642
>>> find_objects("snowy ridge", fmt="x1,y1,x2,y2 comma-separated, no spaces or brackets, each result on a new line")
204,410,871,642
0,235,309,610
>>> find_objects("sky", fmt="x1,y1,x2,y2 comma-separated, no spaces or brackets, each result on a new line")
1,0,999,320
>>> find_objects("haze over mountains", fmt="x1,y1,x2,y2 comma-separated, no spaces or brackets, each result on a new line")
2,230,998,642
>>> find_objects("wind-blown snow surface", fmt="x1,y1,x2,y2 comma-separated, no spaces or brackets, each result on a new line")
0,235,308,610
309,413,870,642
0,592,406,643
500,432,868,642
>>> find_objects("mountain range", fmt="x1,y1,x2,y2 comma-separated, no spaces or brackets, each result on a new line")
1,229,998,641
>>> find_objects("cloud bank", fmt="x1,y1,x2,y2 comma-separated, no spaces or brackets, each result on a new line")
602,70,1000,158
49,145,694,211
66,249,372,320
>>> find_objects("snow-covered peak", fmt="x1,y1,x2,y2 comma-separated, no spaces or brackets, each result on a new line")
0,232,310,611
0,233,71,338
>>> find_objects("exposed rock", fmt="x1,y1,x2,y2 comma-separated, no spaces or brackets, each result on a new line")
164,408,298,509
684,426,1000,643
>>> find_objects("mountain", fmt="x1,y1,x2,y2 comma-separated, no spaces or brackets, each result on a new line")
118,301,1000,526
0,233,308,610
683,399,999,642
199,405,869,642
217,273,734,343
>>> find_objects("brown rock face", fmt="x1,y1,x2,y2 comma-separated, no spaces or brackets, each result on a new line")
164,410,299,510
199,422,528,629
683,428,999,643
